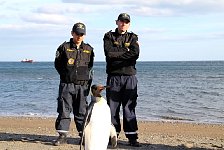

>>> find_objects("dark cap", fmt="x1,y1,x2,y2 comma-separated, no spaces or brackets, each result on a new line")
72,22,86,35
117,13,130,22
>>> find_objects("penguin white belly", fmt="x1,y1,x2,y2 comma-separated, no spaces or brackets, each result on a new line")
84,98,111,150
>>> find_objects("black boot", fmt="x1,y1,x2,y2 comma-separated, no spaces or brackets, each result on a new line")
128,139,141,147
53,133,67,146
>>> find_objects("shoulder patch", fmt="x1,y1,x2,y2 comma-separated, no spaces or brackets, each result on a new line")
55,50,60,58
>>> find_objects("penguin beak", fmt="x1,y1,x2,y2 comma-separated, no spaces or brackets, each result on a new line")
98,86,104,92
91,85,106,97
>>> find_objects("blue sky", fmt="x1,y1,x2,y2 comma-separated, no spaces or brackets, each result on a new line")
0,0,224,61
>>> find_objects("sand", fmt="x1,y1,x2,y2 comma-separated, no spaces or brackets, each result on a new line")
0,116,223,150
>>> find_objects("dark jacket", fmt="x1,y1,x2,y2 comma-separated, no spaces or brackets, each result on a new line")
103,28,139,75
55,38,94,83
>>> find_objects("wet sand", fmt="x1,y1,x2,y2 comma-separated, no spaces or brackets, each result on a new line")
0,117,223,150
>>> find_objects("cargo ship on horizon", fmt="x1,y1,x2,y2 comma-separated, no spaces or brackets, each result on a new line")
21,59,33,63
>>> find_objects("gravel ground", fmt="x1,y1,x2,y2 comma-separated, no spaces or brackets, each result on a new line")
0,117,223,150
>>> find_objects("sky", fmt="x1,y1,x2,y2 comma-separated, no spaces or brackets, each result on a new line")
0,0,224,62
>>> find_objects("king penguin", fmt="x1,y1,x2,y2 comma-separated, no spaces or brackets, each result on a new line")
80,84,117,150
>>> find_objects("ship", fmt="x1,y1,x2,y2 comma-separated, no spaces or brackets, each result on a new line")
21,59,33,63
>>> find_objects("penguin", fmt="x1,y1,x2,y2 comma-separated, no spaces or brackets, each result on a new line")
80,84,117,150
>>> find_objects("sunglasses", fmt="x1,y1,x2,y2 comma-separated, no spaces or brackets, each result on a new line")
75,32,84,36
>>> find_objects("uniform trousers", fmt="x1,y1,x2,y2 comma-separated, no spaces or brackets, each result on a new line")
55,82,88,136
106,75,138,140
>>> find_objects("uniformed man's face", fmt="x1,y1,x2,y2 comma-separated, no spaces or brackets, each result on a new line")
116,20,130,33
71,32,85,45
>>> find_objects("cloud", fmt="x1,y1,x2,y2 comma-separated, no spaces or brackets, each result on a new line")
131,6,173,16
0,1,6,5
62,0,224,16
62,0,134,5
35,3,98,14
141,31,224,43
35,4,65,14
21,13,69,24
24,4,108,25
0,0,224,61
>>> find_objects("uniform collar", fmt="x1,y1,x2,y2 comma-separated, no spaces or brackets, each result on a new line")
70,38,84,49
115,28,127,35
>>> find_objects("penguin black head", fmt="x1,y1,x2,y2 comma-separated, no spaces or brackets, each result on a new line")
91,84,107,97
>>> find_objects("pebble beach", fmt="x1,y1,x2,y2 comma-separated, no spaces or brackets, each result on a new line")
0,117,223,150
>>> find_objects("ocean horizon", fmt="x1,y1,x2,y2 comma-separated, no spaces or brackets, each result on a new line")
0,61,223,124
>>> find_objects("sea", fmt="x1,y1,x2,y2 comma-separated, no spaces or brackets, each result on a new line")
0,61,223,124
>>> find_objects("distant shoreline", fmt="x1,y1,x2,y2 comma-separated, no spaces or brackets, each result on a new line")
0,114,223,125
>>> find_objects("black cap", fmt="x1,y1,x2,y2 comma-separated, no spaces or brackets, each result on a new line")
117,13,130,22
72,22,86,35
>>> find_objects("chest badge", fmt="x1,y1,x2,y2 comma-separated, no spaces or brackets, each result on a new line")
114,41,119,46
68,58,75,65
124,43,130,47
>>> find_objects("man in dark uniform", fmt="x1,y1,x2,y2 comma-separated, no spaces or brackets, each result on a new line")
103,13,140,147
54,22,94,146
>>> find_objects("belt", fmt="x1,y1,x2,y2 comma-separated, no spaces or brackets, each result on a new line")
74,80,88,86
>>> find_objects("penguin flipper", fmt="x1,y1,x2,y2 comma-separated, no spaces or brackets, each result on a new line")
79,101,95,150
